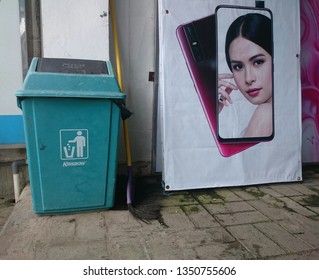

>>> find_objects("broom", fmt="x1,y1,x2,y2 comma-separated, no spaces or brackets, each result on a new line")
109,0,161,223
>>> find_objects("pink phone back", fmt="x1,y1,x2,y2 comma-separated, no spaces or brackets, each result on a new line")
176,14,257,157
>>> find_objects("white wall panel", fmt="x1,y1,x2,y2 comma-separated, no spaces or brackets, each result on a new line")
111,0,156,165
41,0,109,60
0,0,24,115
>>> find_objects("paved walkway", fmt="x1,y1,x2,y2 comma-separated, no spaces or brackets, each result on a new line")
1,167,319,260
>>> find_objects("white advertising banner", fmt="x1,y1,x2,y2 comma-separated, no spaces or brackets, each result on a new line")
158,0,302,191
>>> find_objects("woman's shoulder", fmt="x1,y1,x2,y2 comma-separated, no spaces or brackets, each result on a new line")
253,102,272,115
244,103,273,137
250,103,272,125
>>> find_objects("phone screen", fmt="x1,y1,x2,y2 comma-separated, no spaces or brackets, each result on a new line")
216,5,274,143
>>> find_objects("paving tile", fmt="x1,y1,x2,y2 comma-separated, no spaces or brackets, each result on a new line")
144,228,241,260
182,205,220,228
215,211,269,226
183,228,238,259
226,224,285,258
32,216,77,241
270,250,319,260
260,196,286,207
143,229,198,259
302,180,319,189
230,189,258,201
193,228,253,259
192,192,224,204
306,206,319,215
270,184,304,196
106,232,150,260
36,240,109,260
294,232,319,249
260,187,285,198
205,201,255,215
254,221,313,253
311,215,319,222
244,186,268,198
74,212,107,240
281,212,319,235
307,189,319,197
204,227,236,243
278,218,319,249
293,194,319,207
290,195,312,206
104,210,160,233
0,220,40,259
247,199,291,220
290,195,319,216
277,219,305,234
289,184,318,195
194,241,254,260
277,197,317,217
0,240,35,260
215,189,243,202
161,194,198,207
160,206,195,229
2,213,77,246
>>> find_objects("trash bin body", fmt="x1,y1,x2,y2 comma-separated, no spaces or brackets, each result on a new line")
16,58,125,214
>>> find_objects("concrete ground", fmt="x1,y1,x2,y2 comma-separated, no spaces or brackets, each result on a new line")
1,167,319,260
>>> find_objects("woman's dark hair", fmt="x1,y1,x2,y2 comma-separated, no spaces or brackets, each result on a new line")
225,13,272,71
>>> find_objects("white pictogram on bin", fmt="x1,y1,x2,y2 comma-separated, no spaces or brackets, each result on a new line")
60,129,89,160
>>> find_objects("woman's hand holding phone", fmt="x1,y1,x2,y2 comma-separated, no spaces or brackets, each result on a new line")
218,73,238,112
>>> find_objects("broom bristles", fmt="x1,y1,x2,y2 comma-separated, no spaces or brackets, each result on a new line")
128,202,161,224
126,168,162,223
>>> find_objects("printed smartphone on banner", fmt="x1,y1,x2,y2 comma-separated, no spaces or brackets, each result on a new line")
176,14,257,157
216,5,274,143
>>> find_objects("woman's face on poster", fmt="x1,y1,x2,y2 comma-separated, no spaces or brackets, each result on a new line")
229,36,272,105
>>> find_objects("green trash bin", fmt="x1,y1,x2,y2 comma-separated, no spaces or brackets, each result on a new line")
16,57,126,214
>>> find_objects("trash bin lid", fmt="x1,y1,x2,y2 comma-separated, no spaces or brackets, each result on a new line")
36,58,108,75
16,58,125,96
15,89,125,99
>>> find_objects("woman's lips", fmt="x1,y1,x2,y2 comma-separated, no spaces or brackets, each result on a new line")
246,88,261,97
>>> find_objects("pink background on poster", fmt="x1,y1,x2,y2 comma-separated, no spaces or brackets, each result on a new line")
301,0,319,162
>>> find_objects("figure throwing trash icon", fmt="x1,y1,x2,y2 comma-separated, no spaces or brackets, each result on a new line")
68,130,86,158
60,129,89,160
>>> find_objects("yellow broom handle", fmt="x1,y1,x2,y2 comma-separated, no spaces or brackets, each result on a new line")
110,0,132,166
110,0,123,91
123,120,132,166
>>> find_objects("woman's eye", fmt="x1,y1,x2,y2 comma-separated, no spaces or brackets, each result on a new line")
232,64,243,71
254,59,265,66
